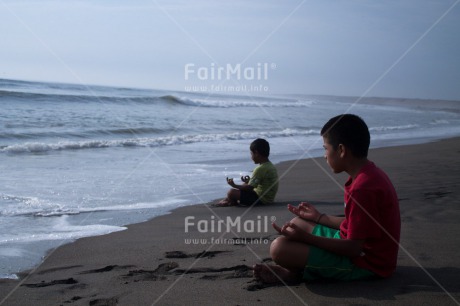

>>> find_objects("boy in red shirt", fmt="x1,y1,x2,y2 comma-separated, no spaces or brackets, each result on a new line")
254,114,401,283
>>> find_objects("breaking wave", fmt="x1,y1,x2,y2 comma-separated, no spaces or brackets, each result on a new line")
0,129,319,154
159,95,313,108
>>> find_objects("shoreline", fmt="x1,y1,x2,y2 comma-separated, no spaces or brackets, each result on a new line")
0,134,449,280
1,137,460,305
0,133,452,282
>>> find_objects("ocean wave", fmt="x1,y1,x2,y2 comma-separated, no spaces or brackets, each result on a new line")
0,221,127,244
159,95,313,108
0,194,67,217
0,89,94,102
0,87,136,105
0,273,19,280
0,129,319,154
369,124,418,132
0,127,168,141
430,119,449,125
1,88,311,108
0,89,155,104
0,194,187,218
1,194,52,209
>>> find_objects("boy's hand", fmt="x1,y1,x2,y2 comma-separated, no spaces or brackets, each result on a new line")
288,202,320,223
226,177,236,187
272,221,309,242
241,175,250,184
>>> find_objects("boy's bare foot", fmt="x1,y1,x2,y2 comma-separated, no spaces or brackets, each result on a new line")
253,264,301,284
212,199,235,207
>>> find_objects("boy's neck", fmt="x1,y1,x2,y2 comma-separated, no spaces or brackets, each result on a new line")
258,157,270,164
346,158,369,179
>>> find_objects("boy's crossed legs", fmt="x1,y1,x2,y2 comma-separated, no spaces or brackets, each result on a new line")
217,189,240,206
254,217,315,283
217,188,260,207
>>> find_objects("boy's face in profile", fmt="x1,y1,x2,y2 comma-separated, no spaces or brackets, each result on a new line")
250,150,261,164
322,136,344,173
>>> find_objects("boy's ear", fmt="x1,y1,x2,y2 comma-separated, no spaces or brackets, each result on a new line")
337,144,346,158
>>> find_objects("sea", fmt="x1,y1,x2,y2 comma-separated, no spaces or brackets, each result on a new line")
1,78,459,279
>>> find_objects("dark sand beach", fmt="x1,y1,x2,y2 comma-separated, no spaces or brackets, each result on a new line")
1,137,459,306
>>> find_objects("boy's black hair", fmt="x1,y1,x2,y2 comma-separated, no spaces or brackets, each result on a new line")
250,138,270,157
320,114,370,158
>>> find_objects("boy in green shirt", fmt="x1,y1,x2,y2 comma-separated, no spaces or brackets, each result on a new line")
216,138,278,207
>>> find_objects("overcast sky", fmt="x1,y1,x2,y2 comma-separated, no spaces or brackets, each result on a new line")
1,0,459,100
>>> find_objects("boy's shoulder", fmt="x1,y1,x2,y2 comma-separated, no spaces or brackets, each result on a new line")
353,161,394,190
253,161,277,174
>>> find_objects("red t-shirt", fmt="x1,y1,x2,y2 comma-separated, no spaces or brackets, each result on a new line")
340,161,401,277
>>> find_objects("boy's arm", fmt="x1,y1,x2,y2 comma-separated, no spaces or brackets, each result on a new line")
288,203,344,230
317,214,345,230
273,222,364,257
227,178,254,191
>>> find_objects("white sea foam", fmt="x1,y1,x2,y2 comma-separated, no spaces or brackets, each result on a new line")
0,215,126,244
160,94,312,108
430,119,449,125
0,273,19,280
0,129,319,154
369,124,419,132
1,194,188,217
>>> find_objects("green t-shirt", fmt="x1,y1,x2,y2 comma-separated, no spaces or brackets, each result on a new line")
249,161,279,204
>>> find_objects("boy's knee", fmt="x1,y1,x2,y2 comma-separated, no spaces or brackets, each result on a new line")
270,236,289,262
291,216,314,232
290,216,303,223
227,189,239,200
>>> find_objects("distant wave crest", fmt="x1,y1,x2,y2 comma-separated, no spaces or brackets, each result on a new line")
370,124,418,132
0,127,168,141
1,88,312,108
159,95,312,108
0,129,319,154
0,88,164,104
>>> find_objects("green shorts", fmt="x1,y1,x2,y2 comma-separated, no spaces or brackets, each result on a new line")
303,224,376,281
